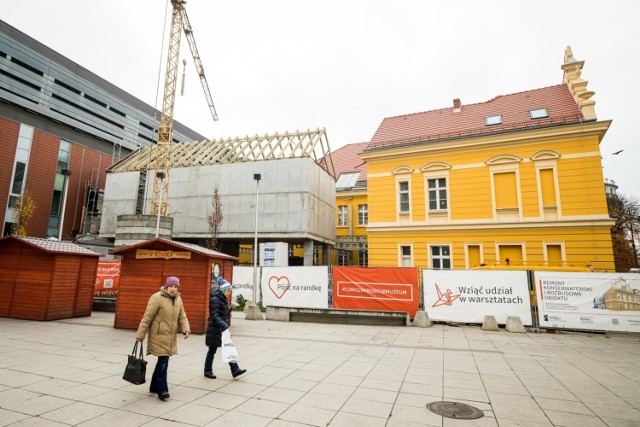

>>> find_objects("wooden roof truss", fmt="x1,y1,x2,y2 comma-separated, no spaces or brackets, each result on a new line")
109,128,336,179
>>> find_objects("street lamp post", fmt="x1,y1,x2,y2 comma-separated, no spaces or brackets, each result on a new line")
155,171,165,238
252,173,261,303
58,169,72,240
246,173,264,320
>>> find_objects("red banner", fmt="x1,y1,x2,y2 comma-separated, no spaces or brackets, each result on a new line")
94,260,121,298
332,266,420,317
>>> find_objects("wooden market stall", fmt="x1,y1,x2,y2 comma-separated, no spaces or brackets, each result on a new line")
0,236,100,320
112,238,238,334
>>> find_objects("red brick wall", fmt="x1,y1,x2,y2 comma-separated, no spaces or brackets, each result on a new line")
1,116,123,238
0,118,20,229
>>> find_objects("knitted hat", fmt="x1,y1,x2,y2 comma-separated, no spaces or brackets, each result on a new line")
218,280,232,292
164,276,180,288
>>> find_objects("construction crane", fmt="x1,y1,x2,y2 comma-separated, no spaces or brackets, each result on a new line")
150,0,218,217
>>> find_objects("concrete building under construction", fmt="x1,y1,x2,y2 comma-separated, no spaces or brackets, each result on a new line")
100,129,337,264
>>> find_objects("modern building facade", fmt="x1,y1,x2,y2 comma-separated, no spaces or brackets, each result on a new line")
360,47,615,271
0,20,204,239
102,129,337,264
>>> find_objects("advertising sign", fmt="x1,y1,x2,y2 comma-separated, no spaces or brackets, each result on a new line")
231,266,258,303
261,266,329,308
94,260,121,298
332,267,420,317
535,271,640,332
423,270,532,324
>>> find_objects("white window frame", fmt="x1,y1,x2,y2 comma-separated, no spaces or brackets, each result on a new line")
338,205,347,227
399,244,413,267
398,180,410,214
358,204,368,226
429,244,452,270
427,177,448,212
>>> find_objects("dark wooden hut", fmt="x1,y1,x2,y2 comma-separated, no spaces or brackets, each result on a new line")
112,238,237,334
0,236,100,320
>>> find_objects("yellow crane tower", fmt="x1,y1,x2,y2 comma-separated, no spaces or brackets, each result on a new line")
150,0,218,217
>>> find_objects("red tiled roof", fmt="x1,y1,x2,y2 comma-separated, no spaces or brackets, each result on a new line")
367,84,583,150
330,142,368,182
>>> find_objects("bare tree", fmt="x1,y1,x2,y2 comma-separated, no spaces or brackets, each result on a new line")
11,189,37,236
607,192,640,271
207,187,223,251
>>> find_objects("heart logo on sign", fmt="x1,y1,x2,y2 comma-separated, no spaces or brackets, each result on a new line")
268,276,291,299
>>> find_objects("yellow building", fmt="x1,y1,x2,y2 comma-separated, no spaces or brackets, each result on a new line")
332,142,369,265
360,47,615,271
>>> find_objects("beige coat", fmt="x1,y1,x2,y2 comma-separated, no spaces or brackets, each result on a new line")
135,291,190,356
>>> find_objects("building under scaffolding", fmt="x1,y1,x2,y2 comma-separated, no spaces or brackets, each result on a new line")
99,128,337,264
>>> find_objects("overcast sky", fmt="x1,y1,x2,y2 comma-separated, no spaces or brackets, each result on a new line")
3,0,639,199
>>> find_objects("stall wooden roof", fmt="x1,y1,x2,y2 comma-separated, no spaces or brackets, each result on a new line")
0,236,101,256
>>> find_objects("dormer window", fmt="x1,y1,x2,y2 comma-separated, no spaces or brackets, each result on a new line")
336,172,359,190
485,115,502,126
530,108,549,119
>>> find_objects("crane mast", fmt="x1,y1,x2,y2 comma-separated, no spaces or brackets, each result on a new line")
150,0,217,216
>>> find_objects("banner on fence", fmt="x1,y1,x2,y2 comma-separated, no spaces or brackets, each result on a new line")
423,270,532,325
332,266,420,317
94,260,121,298
535,271,640,332
231,266,257,304
261,266,329,308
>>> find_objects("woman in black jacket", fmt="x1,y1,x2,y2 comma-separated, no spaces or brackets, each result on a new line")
204,277,247,379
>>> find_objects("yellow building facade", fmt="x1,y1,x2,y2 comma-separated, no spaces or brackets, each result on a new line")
360,48,615,272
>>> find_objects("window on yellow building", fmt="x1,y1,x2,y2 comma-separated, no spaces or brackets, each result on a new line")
359,250,368,266
497,244,524,266
399,181,410,213
338,205,347,226
545,243,563,266
428,178,447,211
466,244,482,269
539,168,557,207
358,204,368,225
494,172,518,209
338,249,348,266
430,245,451,269
400,245,412,266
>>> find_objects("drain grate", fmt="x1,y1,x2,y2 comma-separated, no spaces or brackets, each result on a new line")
427,401,484,419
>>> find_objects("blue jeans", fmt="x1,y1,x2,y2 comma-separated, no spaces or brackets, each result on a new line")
150,356,169,394
204,346,217,374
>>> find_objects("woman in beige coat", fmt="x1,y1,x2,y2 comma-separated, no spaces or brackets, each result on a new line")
136,276,190,400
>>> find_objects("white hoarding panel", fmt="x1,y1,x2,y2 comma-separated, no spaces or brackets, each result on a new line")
231,266,257,303
261,266,329,308
423,270,532,325
535,272,640,332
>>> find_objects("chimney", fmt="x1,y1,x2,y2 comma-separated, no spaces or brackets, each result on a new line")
453,98,461,112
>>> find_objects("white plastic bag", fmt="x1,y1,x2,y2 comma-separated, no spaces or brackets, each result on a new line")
221,329,238,363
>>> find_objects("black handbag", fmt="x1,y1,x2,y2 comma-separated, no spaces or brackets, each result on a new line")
123,341,147,385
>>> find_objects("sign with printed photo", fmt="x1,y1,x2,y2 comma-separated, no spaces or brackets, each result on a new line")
535,271,640,332
261,266,329,308
423,270,532,325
